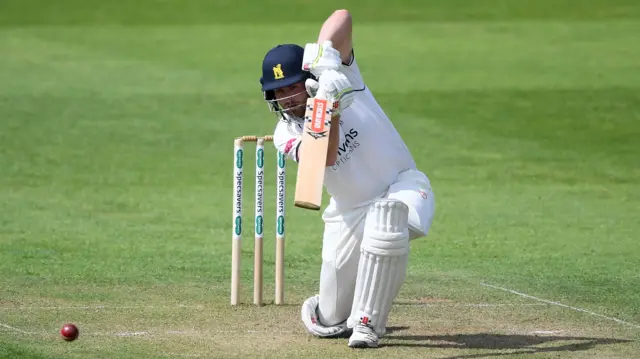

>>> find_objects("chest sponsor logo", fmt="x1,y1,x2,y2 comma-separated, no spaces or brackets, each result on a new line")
331,126,360,171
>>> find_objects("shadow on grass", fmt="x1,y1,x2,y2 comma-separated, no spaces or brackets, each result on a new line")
383,327,632,358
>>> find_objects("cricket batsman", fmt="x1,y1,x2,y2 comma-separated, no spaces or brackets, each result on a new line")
258,9,436,348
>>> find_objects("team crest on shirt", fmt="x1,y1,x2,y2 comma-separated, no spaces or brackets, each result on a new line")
419,189,428,200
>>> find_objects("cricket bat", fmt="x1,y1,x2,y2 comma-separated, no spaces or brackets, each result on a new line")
294,97,335,210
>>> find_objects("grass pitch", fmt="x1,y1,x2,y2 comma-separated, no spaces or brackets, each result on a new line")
1,1,639,358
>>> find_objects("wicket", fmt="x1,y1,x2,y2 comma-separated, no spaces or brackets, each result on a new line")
231,135,286,306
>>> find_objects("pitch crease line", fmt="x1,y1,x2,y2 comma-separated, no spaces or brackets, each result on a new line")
481,282,640,329
0,322,33,334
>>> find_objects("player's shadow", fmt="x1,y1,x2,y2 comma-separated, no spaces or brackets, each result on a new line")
383,327,632,358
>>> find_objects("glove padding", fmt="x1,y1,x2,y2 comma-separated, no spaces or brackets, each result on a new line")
305,78,320,98
305,69,354,116
301,295,351,338
302,41,342,78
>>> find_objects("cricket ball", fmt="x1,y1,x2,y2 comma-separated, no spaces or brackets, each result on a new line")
60,323,79,341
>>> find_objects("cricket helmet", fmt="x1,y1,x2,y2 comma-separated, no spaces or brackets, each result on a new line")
259,44,315,123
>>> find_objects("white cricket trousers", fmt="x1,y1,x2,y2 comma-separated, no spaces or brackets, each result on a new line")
317,168,435,326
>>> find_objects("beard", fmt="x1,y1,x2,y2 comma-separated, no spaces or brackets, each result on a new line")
290,103,306,118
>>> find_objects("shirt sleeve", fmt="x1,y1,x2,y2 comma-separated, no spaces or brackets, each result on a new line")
340,49,365,91
273,120,303,163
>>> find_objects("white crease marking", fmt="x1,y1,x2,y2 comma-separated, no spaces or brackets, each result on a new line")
0,322,33,334
531,330,565,335
481,282,640,330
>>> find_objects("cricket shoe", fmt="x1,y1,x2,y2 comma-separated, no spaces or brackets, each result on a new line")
348,323,379,348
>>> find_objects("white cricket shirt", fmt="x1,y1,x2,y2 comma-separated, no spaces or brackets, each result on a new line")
273,54,416,209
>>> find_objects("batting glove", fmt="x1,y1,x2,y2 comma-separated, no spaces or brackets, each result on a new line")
302,41,343,78
315,69,355,116
305,78,320,97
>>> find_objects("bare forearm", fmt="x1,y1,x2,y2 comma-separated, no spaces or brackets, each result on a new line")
325,116,341,166
317,10,353,64
318,10,352,166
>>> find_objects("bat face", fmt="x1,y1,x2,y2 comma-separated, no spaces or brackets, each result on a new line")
293,97,334,210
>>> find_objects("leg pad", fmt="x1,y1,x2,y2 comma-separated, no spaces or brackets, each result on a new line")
347,199,410,335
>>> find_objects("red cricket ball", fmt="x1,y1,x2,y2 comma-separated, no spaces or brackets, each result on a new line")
60,323,79,341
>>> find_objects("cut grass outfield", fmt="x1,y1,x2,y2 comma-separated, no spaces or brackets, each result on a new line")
1,0,639,358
